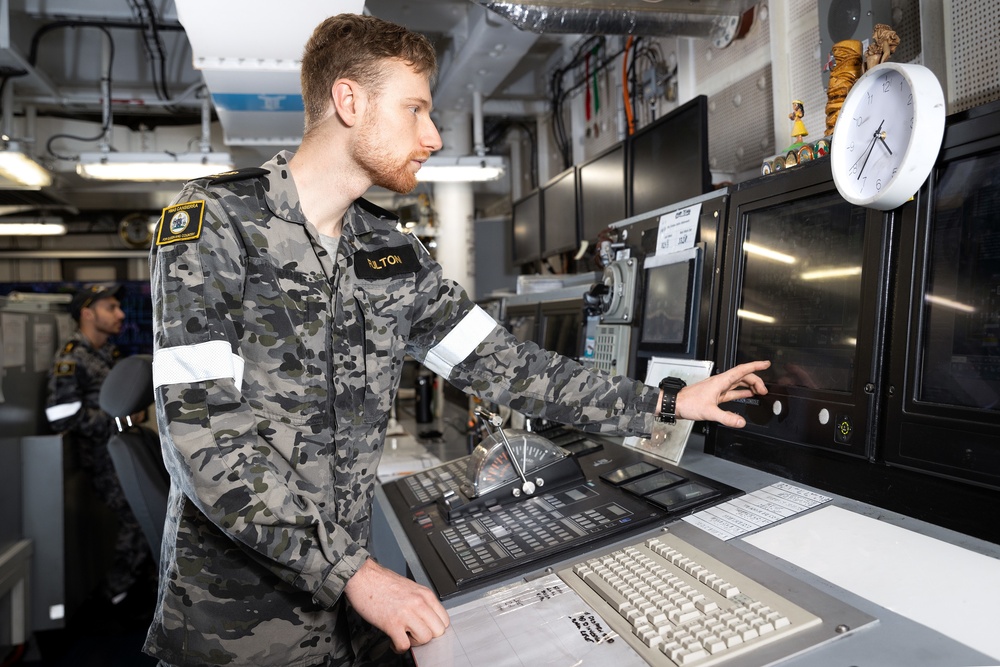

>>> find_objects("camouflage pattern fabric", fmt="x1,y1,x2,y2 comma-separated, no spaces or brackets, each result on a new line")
46,331,151,596
146,151,659,667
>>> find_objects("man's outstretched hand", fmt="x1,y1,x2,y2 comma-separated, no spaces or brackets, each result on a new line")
344,558,450,653
675,360,770,428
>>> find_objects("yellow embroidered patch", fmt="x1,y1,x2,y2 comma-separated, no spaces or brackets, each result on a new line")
156,200,206,246
54,360,76,376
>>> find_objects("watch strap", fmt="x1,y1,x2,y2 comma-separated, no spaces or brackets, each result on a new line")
657,376,686,424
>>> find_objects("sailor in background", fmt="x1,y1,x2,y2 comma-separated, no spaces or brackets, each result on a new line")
45,283,153,610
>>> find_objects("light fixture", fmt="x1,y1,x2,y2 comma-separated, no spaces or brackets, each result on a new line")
76,151,235,181
0,143,53,189
742,241,796,264
416,155,506,183
0,216,67,235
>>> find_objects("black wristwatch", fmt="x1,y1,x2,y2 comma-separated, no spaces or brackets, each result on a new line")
656,376,687,424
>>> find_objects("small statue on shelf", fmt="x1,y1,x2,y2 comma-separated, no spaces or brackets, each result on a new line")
863,24,901,72
788,100,808,145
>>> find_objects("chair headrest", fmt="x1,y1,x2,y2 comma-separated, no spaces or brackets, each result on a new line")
99,354,154,417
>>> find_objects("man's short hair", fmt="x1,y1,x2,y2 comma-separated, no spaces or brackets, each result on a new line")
300,13,437,134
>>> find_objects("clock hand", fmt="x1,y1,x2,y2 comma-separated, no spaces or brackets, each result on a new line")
856,118,886,180
878,134,893,155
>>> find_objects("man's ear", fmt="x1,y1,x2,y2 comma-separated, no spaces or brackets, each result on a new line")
332,79,362,127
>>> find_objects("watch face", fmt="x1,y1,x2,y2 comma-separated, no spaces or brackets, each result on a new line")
831,63,946,210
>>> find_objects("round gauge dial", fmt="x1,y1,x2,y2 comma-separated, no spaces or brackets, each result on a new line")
467,430,567,496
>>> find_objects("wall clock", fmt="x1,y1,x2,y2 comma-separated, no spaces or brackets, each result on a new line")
830,62,946,210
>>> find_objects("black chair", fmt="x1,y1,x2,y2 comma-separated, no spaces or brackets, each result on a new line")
98,354,169,564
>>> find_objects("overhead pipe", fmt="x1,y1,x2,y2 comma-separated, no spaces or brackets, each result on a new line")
470,0,755,37
472,90,485,157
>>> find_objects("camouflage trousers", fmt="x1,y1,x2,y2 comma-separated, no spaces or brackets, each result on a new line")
87,446,153,597
155,601,413,667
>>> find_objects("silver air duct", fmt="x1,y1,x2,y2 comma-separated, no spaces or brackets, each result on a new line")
471,0,756,37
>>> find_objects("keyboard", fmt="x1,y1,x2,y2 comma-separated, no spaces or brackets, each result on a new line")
558,530,822,666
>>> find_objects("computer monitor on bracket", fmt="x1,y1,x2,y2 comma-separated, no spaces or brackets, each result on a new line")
542,167,579,257
578,142,628,245
628,95,711,218
512,189,543,266
883,99,1000,493
709,159,893,463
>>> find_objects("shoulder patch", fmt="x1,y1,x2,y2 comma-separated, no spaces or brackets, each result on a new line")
53,360,76,376
208,167,269,185
354,244,421,281
156,200,206,246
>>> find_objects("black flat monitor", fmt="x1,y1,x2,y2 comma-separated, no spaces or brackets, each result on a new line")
636,249,701,359
629,96,711,218
710,159,892,461
512,189,542,265
542,167,579,257
884,99,1000,491
539,298,584,360
579,142,627,244
505,303,540,346
618,189,729,381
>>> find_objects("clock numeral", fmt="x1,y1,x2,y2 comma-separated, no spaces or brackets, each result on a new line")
861,176,868,191
907,93,913,106
866,91,874,105
854,115,863,127
910,116,914,129
892,168,898,177
850,164,858,176
847,141,855,152
882,77,891,92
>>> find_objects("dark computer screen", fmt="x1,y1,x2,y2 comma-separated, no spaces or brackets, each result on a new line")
541,299,583,359
881,100,1000,516
512,190,542,265
916,150,1000,410
735,191,867,394
629,96,711,218
640,256,695,347
542,167,579,256
579,142,627,244
506,304,540,345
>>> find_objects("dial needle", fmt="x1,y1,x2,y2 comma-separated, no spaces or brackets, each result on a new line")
878,135,893,155
855,118,886,180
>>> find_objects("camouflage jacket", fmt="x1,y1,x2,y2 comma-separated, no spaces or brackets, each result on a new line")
45,331,119,467
146,151,658,667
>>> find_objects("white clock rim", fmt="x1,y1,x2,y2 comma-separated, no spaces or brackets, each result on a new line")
831,62,946,211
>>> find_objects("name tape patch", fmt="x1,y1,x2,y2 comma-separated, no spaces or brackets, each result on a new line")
156,200,206,246
354,244,421,280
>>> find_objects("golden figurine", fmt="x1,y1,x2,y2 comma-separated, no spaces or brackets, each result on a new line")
789,100,808,145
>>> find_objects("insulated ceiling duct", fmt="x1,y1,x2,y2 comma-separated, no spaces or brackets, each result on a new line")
472,0,757,38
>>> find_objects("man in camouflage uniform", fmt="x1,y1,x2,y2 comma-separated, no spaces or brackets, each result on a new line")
46,284,152,605
146,13,769,667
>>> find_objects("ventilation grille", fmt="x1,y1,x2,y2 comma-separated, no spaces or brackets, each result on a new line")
949,0,1000,112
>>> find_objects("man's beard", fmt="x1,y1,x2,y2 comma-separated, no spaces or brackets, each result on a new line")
354,118,427,194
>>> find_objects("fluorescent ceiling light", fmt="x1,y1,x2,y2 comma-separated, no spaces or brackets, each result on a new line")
925,293,975,313
0,218,67,235
742,241,796,264
737,309,776,324
0,147,53,189
800,266,863,281
77,151,235,181
416,155,505,182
